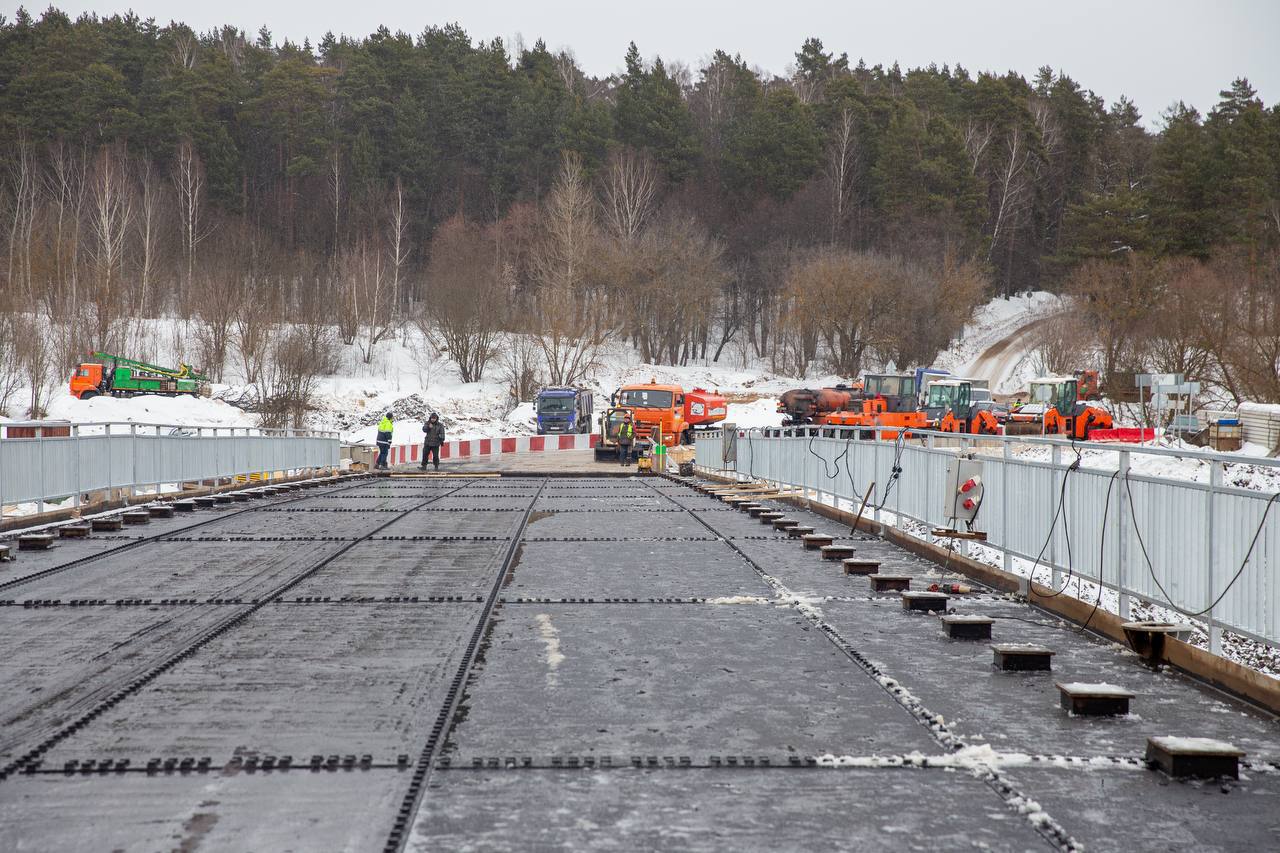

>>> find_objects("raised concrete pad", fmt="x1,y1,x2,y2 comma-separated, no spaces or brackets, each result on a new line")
940,614,994,640
843,558,881,575
1146,736,1244,779
1057,682,1135,716
902,590,949,612
992,643,1055,671
869,574,911,592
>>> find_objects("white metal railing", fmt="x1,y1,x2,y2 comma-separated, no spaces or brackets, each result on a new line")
696,426,1280,652
1,421,340,515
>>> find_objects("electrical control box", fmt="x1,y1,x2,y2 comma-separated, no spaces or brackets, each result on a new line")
944,454,985,525
721,423,738,465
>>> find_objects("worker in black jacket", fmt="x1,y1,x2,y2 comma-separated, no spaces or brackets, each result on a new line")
420,413,446,470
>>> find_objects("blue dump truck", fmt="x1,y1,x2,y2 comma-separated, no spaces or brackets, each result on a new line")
535,387,594,434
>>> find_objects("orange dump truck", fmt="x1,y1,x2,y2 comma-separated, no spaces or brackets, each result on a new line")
596,380,728,460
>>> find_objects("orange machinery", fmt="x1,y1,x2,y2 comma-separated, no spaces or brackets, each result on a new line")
1006,376,1113,440
777,383,862,426
923,379,1001,435
609,380,727,447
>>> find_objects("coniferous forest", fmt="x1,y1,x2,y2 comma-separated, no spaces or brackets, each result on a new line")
1,8,1278,420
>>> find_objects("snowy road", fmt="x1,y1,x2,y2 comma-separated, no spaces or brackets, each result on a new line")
962,315,1053,394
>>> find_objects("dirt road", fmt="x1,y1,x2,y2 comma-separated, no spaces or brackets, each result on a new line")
964,316,1052,393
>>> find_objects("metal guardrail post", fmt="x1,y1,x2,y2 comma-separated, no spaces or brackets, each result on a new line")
130,423,138,502
1207,460,1222,655
1049,444,1061,589
73,424,81,510
36,426,45,515
1002,441,1013,576
1117,449,1130,619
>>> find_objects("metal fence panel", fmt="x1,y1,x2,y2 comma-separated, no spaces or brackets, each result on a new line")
695,428,1280,649
1,423,339,509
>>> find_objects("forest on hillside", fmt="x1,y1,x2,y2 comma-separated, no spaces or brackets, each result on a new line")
0,8,1278,422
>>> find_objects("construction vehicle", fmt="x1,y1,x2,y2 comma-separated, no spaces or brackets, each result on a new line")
912,367,950,407
861,373,921,413
595,406,647,462
824,396,929,439
1075,370,1102,401
594,381,727,460
923,379,1001,435
535,387,594,434
1006,376,1114,440
69,353,209,400
777,383,862,425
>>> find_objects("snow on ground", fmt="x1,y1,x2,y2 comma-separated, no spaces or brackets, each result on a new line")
989,437,1280,492
35,391,257,429
312,332,816,445
933,291,1063,394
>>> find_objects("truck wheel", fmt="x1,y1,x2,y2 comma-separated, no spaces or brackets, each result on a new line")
80,391,98,400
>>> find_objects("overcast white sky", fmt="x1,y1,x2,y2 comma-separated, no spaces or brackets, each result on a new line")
18,0,1280,127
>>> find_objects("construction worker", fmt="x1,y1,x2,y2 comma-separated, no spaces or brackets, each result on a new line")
420,412,445,471
618,413,635,466
375,412,393,470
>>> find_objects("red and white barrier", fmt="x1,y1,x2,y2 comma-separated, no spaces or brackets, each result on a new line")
387,433,600,466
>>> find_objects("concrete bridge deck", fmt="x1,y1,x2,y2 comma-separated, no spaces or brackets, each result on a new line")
0,472,1275,851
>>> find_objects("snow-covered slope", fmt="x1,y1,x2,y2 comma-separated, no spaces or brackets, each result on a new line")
933,291,1063,395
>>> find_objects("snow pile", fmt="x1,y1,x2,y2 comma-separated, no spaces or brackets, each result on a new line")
41,392,257,429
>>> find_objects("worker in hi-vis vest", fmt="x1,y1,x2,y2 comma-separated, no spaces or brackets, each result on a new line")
618,413,635,466
375,413,393,470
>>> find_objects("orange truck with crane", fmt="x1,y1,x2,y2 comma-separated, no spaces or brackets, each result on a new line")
595,380,728,461
69,352,209,399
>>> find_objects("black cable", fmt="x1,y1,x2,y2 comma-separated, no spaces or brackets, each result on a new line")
872,430,908,511
1076,469,1120,635
807,430,841,480
1027,442,1083,600
1124,471,1280,619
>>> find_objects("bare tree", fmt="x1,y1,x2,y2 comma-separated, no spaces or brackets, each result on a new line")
43,138,89,318
599,147,658,243
531,154,609,385
338,233,393,364
172,138,211,304
0,304,21,414
133,155,167,317
497,332,545,407
14,313,54,417
420,215,504,383
823,106,861,243
385,176,410,319
962,120,993,174
986,126,1031,264
5,133,38,296
84,144,135,350
326,145,344,254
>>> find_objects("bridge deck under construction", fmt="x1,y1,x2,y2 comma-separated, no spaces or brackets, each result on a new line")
0,471,1277,851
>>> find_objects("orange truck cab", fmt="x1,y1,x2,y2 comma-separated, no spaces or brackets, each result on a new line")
69,363,106,399
609,380,727,447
